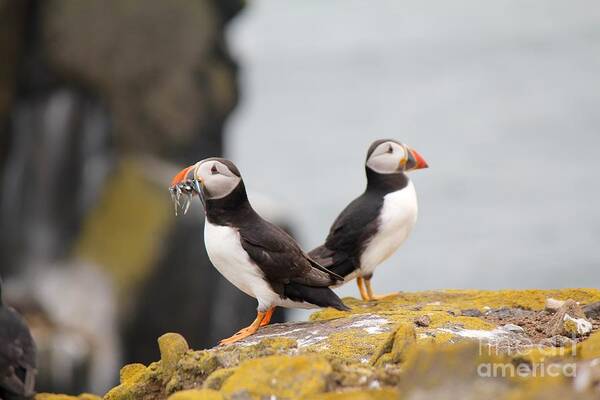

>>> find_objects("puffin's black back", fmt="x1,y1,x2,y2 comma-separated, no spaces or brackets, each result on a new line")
0,281,37,400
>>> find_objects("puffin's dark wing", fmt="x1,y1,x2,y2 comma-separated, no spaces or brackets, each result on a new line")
307,245,336,269
309,193,382,277
306,257,345,281
239,219,343,287
0,308,36,398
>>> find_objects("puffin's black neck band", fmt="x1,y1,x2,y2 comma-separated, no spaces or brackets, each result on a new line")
365,167,409,194
205,181,254,226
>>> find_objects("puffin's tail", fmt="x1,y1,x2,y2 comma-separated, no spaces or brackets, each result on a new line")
284,283,350,311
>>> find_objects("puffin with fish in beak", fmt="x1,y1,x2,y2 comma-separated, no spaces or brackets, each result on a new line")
170,158,349,345
309,139,428,301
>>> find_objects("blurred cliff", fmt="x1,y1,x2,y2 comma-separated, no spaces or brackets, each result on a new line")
0,0,260,394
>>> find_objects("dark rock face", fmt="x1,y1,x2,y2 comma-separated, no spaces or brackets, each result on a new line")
41,0,241,162
0,0,246,394
0,1,27,123
1,88,114,270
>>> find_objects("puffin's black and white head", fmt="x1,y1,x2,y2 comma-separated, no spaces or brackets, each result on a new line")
169,158,243,215
366,139,428,174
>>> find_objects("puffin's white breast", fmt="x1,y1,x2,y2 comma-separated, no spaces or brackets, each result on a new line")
204,221,272,301
203,220,317,310
358,180,418,276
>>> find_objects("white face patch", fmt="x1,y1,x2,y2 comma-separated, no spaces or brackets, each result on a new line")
195,160,241,199
366,141,407,174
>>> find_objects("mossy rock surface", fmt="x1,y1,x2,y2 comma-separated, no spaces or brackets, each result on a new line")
305,388,399,400
167,389,223,400
221,355,331,399
45,289,600,399
202,368,237,391
579,331,600,360
36,395,102,400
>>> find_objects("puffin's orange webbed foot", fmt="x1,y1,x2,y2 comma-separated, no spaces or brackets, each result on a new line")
219,327,258,345
365,278,399,301
358,277,399,302
366,292,400,301
219,311,266,346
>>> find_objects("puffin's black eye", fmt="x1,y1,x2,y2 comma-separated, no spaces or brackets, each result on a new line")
211,164,218,174
387,145,394,153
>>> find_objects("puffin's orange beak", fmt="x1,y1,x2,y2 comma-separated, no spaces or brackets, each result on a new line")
171,165,195,187
170,164,203,215
408,148,428,170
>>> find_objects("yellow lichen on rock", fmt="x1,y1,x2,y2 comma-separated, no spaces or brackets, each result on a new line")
389,323,416,363
399,289,600,311
311,289,600,326
369,329,397,366
309,297,367,321
166,336,299,394
119,363,147,385
308,329,390,363
517,346,576,365
104,361,163,400
158,333,190,380
221,355,331,399
430,330,455,345
202,367,236,390
370,323,416,366
304,388,400,400
167,389,224,400
226,337,298,365
165,350,222,395
563,317,581,337
425,312,495,330
579,331,600,360
251,337,298,351
36,395,102,400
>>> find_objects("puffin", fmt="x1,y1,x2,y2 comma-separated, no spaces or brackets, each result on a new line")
309,139,428,301
0,278,37,400
170,158,349,345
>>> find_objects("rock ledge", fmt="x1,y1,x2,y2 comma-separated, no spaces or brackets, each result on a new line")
39,289,600,399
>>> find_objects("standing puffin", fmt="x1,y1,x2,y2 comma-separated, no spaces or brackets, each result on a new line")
0,278,37,400
170,158,349,345
309,139,428,301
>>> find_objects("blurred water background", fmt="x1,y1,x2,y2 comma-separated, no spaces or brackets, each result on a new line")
228,0,600,312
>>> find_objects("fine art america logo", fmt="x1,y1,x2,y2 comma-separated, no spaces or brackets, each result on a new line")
477,336,578,378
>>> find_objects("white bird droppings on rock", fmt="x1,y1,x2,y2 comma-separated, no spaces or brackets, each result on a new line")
563,314,593,337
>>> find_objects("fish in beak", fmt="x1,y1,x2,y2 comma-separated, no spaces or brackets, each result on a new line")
169,164,204,215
